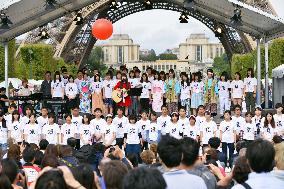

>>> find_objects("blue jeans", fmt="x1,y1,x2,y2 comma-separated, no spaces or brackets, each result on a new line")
125,144,141,163
222,142,235,168
129,96,139,115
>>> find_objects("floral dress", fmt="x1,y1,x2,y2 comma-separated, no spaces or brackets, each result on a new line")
79,80,92,114
151,80,164,113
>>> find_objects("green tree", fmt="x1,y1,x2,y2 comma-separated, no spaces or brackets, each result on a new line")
140,49,157,61
158,53,177,60
0,40,17,81
84,47,107,75
212,54,230,77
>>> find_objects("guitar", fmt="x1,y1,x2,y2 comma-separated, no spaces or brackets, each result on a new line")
112,89,128,103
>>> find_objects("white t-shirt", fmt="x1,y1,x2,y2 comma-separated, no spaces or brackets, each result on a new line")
200,120,217,144
79,124,94,146
146,122,161,142
0,122,8,144
24,124,41,144
61,123,77,145
102,80,116,98
42,124,60,144
129,78,140,88
220,120,235,143
232,116,245,134
91,81,103,94
37,116,49,130
140,82,151,98
196,116,206,131
157,115,171,135
180,82,190,100
230,80,244,99
51,80,64,98
72,116,83,129
65,83,78,98
190,81,204,94
4,114,12,125
125,123,141,144
75,78,83,89
137,119,150,139
244,77,257,93
178,117,190,132
184,124,200,140
20,116,30,128
242,122,256,141
61,76,69,88
113,116,129,138
166,122,182,139
252,116,265,132
8,121,22,143
90,118,106,143
103,123,116,146
218,81,230,98
261,124,279,141
274,114,284,129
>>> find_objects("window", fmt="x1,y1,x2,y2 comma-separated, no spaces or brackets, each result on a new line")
210,46,213,59
170,65,173,69
154,65,157,70
196,45,202,62
118,46,123,64
174,65,177,69
142,66,146,71
105,49,109,62
162,65,165,70
166,65,169,70
220,47,223,55
216,47,219,57
158,65,161,70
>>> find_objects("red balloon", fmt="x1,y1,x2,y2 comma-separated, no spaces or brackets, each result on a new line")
92,19,113,40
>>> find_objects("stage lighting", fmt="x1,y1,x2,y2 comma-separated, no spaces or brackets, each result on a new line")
74,12,84,25
0,14,13,29
38,28,49,39
214,27,223,37
110,0,119,10
45,0,57,10
230,8,242,26
144,0,153,10
179,12,189,23
184,0,194,9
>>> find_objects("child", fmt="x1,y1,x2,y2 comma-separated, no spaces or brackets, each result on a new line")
157,105,171,135
184,115,199,141
124,115,142,158
232,105,245,141
61,114,77,145
177,106,189,133
146,112,161,144
166,112,182,139
0,112,8,151
196,105,206,130
42,113,60,144
102,71,115,115
90,108,106,144
220,110,236,168
24,114,41,145
241,112,256,143
137,111,150,150
51,71,64,99
218,72,230,118
37,107,49,130
274,103,284,138
252,106,264,139
140,73,151,113
261,112,279,141
8,110,22,144
71,106,83,149
102,114,116,147
79,114,94,146
65,75,79,112
190,74,204,116
91,74,104,114
180,73,191,116
200,111,217,147
113,107,129,149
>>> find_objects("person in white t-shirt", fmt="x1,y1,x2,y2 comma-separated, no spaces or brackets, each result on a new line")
140,73,152,113
37,107,49,130
24,114,41,145
244,68,257,112
232,105,245,140
102,114,116,147
8,110,22,144
146,112,161,144
79,114,94,146
230,72,244,107
253,106,264,139
200,111,217,146
65,75,79,111
42,113,60,144
274,103,284,138
261,112,279,141
71,107,83,149
220,110,236,167
124,115,142,157
113,107,129,149
166,112,182,139
51,71,64,99
184,115,200,141
178,107,189,133
180,74,191,116
4,104,17,126
195,105,206,131
90,108,106,143
157,105,171,135
128,71,141,116
91,74,104,115
20,105,33,128
136,111,150,150
190,74,204,115
218,72,231,117
241,112,256,143
102,72,115,115
74,70,84,89
0,112,8,151
61,114,77,145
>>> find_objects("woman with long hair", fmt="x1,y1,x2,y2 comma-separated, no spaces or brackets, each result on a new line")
51,71,64,99
180,73,191,116
230,72,244,107
92,73,104,114
164,69,180,114
151,71,164,114
79,73,92,114
190,73,204,116
261,112,279,141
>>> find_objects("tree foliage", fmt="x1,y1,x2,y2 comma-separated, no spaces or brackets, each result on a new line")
140,49,157,61
83,47,107,75
212,54,230,77
0,40,16,81
158,53,177,60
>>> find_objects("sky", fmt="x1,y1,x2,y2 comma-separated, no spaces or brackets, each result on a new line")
96,0,284,54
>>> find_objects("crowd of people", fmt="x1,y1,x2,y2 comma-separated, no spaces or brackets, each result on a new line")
0,65,282,189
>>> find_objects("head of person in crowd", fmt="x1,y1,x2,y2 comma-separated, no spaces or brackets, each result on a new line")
93,68,99,76
45,144,59,157
275,103,283,114
194,72,202,82
34,150,44,166
207,69,214,79
255,106,262,117
41,154,59,168
116,71,122,80
68,75,75,83
54,71,61,82
150,111,157,122
1,158,20,186
83,73,88,81
272,135,283,145
0,173,13,189
247,68,254,78
39,139,49,152
179,106,187,118
94,73,100,82
101,160,129,189
48,112,56,125
24,105,33,116
202,147,218,166
73,164,96,189
205,110,211,121
224,110,231,121
9,103,17,113
264,112,276,128
29,113,37,124
22,78,28,88
246,139,275,173
146,67,152,76
168,69,175,79
35,170,68,189
208,137,221,149
129,70,135,79
245,112,253,123
135,69,141,78
232,156,251,184
62,68,68,79
127,153,139,168
171,112,179,123
94,108,103,119
274,142,284,171
160,71,166,81
44,71,51,81
40,107,48,117
117,107,124,117
77,70,83,80
59,145,73,158
236,140,247,154
23,147,36,164
153,70,160,80
121,66,128,74
189,115,196,126
141,73,148,83
161,105,168,116
181,73,190,86
123,167,167,189
157,135,182,169
150,143,158,160
235,72,241,81
180,137,199,168
220,71,228,82
121,73,128,83
197,105,205,116
72,107,80,117
140,150,155,165
7,144,21,166
234,104,242,116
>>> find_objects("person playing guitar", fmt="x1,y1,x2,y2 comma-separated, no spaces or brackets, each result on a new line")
113,73,132,116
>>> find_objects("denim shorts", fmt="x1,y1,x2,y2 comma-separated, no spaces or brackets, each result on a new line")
104,98,113,106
